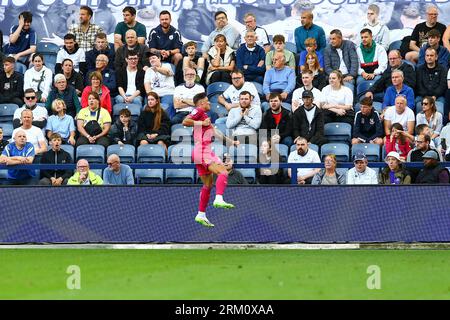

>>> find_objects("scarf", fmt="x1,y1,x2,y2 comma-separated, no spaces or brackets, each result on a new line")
360,42,376,63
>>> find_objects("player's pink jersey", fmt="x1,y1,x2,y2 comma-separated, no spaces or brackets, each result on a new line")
186,107,215,153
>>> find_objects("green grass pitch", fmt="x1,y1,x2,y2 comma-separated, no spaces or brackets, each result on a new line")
1,249,450,299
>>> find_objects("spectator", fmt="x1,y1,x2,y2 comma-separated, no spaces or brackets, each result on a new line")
292,70,325,113
108,108,138,146
172,68,205,125
177,41,205,85
61,59,84,96
23,53,53,103
218,69,260,112
444,24,450,52
383,95,415,141
143,52,175,107
356,28,388,86
407,134,442,182
294,10,326,53
415,150,449,184
298,38,324,70
0,127,9,153
382,70,415,111
415,124,436,148
236,30,266,84
13,88,48,130
12,109,47,157
55,33,87,76
265,34,296,71
0,56,24,106
263,52,295,103
240,13,271,53
76,91,111,148
346,152,378,185
352,97,383,146
39,133,73,186
4,11,36,66
147,10,183,66
415,48,447,114
87,54,116,97
85,32,115,72
46,99,76,146
137,92,171,152
67,159,103,185
287,136,321,185
81,71,112,114
46,74,81,118
67,5,103,52
258,139,284,184
321,70,354,125
297,52,327,91
355,4,390,51
114,30,150,72
323,29,359,93
201,11,240,55
416,97,443,147
0,129,36,185
260,92,293,147
418,29,449,68
114,6,147,51
103,154,134,185
312,154,346,185
115,52,145,106
206,34,236,85
385,123,412,161
379,151,411,185
292,90,327,146
220,153,248,185
226,91,262,142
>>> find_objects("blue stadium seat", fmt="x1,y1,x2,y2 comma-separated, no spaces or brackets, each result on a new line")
37,42,59,72
356,80,376,99
215,117,227,125
285,42,297,54
168,143,193,163
137,144,166,163
324,122,352,143
112,103,141,122
206,82,230,97
388,40,402,52
210,103,228,118
213,122,228,137
106,144,136,163
251,81,264,100
171,123,193,143
0,169,7,184
165,168,195,184
236,168,256,184
0,103,19,123
15,63,27,74
320,143,350,161
275,143,289,162
281,102,292,112
290,143,319,155
229,144,258,163
60,144,75,160
76,145,105,163
135,169,164,184
402,59,415,70
351,143,381,162
354,102,383,113
211,143,227,159
2,123,14,141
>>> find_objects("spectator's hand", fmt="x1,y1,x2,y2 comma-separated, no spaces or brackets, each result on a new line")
272,134,281,144
365,92,373,99
280,92,288,100
18,14,25,27
334,108,346,116
0,157,7,164
68,137,76,145
50,177,57,185
79,171,88,182
41,96,47,103
343,76,353,82
297,176,306,184
291,101,300,113
118,141,124,146
88,136,96,144
147,133,158,140
233,140,240,147
366,73,375,80
265,94,270,101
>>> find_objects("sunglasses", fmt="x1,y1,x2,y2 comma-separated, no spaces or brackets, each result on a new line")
25,96,36,100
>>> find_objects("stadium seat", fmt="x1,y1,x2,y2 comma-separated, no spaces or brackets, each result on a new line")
402,59,415,70
229,144,258,163
351,143,381,162
76,145,105,163
210,103,228,118
281,102,291,112
388,40,402,52
0,169,8,184
2,123,14,141
165,168,195,184
215,117,227,124
0,104,19,124
135,169,164,184
275,143,289,162
320,143,350,161
356,80,376,99
171,123,193,143
60,144,75,160
211,143,227,159
285,41,297,53
137,144,166,163
251,81,265,100
213,122,228,137
206,82,230,97
236,168,256,184
324,122,352,143
112,103,141,122
37,42,59,71
15,63,27,74
290,143,319,155
168,143,193,164
106,144,136,163
354,102,383,113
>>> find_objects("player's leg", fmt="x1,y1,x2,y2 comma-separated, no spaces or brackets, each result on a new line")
208,162,235,209
195,173,215,227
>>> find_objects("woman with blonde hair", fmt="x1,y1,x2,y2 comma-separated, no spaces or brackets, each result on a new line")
46,99,76,145
206,34,236,85
312,154,346,185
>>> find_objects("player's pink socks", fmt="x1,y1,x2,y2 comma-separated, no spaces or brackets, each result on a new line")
199,185,212,212
216,172,228,196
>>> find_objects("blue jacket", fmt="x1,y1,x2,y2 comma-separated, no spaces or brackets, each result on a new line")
148,25,183,52
294,24,327,53
236,44,266,77
263,66,296,95
382,85,415,110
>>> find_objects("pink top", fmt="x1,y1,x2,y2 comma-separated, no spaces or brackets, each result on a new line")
187,107,214,153
81,85,112,114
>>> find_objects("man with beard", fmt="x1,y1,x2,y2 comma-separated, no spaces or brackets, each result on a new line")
415,150,449,184
287,135,320,185
260,93,293,147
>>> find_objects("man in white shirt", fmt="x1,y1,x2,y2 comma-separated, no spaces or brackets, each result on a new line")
383,95,415,141
346,152,378,184
13,88,48,132
287,136,321,185
240,13,271,53
144,51,175,107
11,109,47,157
172,68,205,124
291,70,325,113
218,70,260,111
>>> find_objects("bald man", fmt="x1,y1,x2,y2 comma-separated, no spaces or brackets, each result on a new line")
103,154,134,185
115,29,150,71
67,159,103,185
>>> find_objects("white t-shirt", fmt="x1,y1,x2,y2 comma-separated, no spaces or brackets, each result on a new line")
321,85,353,106
11,126,47,150
287,148,321,177
292,87,325,107
222,82,260,106
173,83,205,113
384,106,415,131
144,63,175,97
56,47,86,72
336,48,349,75
126,69,137,96
304,106,316,127
240,26,270,48
13,106,48,122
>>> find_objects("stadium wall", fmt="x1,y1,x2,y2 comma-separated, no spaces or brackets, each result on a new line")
1,185,449,244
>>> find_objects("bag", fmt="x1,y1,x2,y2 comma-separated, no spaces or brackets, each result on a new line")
35,90,43,101
35,70,45,101
84,109,102,136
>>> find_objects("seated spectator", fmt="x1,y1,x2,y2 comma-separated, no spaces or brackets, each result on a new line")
379,151,411,185
383,95,415,142
0,127,9,153
260,93,293,147
113,6,147,51
76,91,111,148
0,57,24,106
13,88,48,130
137,92,171,151
294,10,326,54
265,34,296,71
144,52,175,107
12,109,47,157
416,124,437,149
55,33,87,76
39,133,73,186
206,34,236,85
258,139,284,184
321,70,354,124
115,52,145,106
236,30,265,84
240,13,271,53
263,52,296,103
108,108,138,146
418,29,449,68
297,52,327,90
312,154,346,185
172,68,205,125
0,129,36,185
416,96,443,147
415,150,449,184
86,32,115,72
298,38,324,70
356,28,388,86
23,53,53,103
292,70,325,112
415,47,447,114
385,123,412,161
4,11,36,66
46,99,76,145
287,136,321,185
81,71,112,114
407,133,442,182
45,74,81,119
201,11,240,55
61,58,84,97
87,54,117,96
67,158,103,185
382,70,415,111
114,29,150,72
103,154,134,185
220,153,248,185
292,90,327,146
346,152,378,185
226,91,262,142
218,69,260,112
352,97,383,146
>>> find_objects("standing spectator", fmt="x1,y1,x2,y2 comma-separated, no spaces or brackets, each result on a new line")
260,92,293,147
385,123,412,161
416,96,443,147
415,150,449,184
321,70,354,125
287,136,321,185
61,59,84,96
67,159,103,185
312,154,346,185
265,35,296,71
379,151,411,185
384,95,415,141
240,13,271,53
23,53,53,103
114,6,147,51
87,54,116,97
13,88,48,130
418,29,449,68
263,52,296,103
12,109,47,156
352,97,383,146
108,108,138,146
201,11,240,55
294,10,326,53
55,34,87,76
355,4,390,51
46,99,76,145
218,70,260,112
226,91,262,142
346,152,378,185
382,70,415,111
81,71,112,114
114,30,150,72
236,30,266,84
297,52,327,91
258,139,284,184
115,52,145,106
143,52,175,107
292,70,325,112
0,57,24,106
103,154,134,185
45,74,81,119
39,133,73,186
356,28,388,86
67,5,103,52
147,10,183,67
206,34,236,85
4,11,36,66
85,32,115,72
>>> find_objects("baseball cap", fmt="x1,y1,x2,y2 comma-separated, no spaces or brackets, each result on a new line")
353,151,367,162
422,150,439,160
302,90,314,99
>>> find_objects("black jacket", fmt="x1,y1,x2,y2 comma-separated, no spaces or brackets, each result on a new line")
0,71,23,103
86,46,115,72
137,109,171,136
260,108,293,142
108,118,138,145
369,62,416,94
292,105,327,146
116,67,145,98
40,148,73,180
416,64,447,98
353,109,384,142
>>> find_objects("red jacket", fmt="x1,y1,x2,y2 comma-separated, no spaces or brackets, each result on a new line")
81,85,112,114
385,135,412,158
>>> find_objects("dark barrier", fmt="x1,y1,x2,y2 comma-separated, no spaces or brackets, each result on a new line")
1,186,450,244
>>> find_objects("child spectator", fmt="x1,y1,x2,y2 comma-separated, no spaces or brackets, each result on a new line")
265,34,296,71
385,122,412,160
108,108,138,146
